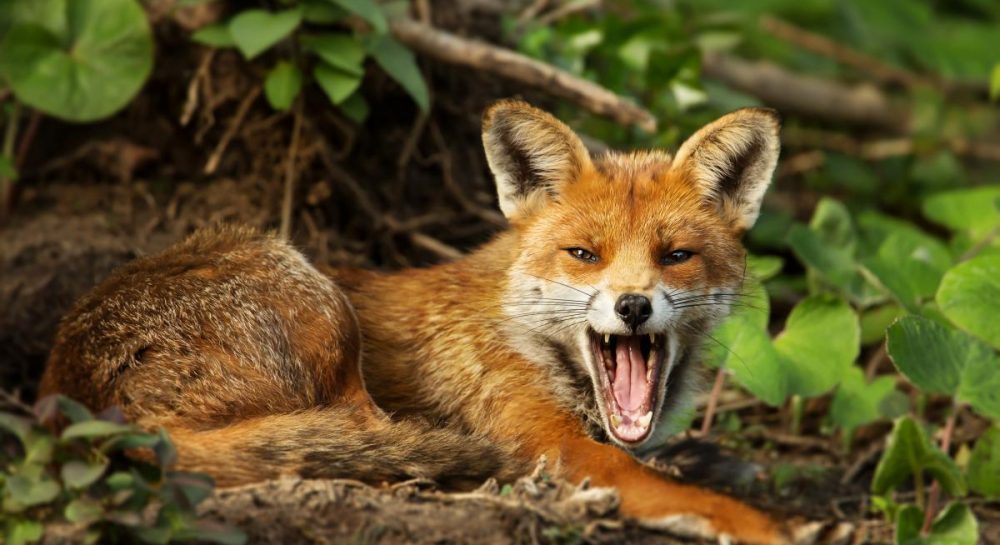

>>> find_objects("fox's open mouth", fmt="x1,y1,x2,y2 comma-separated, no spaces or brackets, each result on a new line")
588,330,666,443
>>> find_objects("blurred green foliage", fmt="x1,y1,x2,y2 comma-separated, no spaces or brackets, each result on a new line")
0,396,244,545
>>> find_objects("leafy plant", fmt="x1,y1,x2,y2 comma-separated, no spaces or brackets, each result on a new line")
0,395,244,545
190,0,428,120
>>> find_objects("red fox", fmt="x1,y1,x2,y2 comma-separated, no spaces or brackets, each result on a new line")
41,101,788,543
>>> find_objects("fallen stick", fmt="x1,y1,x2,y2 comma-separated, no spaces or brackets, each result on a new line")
701,53,905,131
389,18,657,133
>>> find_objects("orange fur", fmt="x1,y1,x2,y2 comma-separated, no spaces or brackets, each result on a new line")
41,101,786,544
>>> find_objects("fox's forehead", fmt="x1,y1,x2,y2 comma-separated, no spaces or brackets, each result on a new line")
543,150,720,244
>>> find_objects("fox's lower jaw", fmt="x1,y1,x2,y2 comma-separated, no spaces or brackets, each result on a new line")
588,329,668,444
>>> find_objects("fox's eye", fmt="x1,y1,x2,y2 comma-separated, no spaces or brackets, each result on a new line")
660,250,694,265
566,248,599,263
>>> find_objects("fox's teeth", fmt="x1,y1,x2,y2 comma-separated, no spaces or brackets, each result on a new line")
604,333,611,344
637,411,653,428
649,333,655,344
610,414,622,428
646,354,656,382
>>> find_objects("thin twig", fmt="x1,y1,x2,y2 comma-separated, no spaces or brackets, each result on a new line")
280,99,305,240
698,367,728,436
536,0,601,26
921,404,960,534
204,84,261,174
181,49,215,126
759,16,928,89
390,18,657,132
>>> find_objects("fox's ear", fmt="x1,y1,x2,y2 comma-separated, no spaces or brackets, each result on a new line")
672,108,781,231
482,100,592,219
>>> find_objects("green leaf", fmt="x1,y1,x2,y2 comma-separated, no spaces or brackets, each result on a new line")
57,395,94,423
860,304,905,345
887,315,1000,419
338,91,369,124
300,33,365,76
923,186,1000,237
0,412,31,443
4,519,43,545
810,198,856,252
65,497,104,524
747,254,783,281
706,282,787,405
326,0,387,34
303,0,347,24
829,367,900,436
936,255,1000,350
192,23,234,48
872,416,966,497
774,295,859,398
897,502,978,545
862,229,952,311
61,460,108,489
264,61,302,111
967,426,1000,498
367,35,429,112
61,420,134,440
0,0,154,122
5,475,61,508
788,224,881,306
314,63,362,105
229,8,302,60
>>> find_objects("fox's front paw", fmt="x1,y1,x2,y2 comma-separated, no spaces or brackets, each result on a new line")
642,512,787,545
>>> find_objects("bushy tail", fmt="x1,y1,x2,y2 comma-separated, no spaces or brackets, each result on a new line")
161,407,508,489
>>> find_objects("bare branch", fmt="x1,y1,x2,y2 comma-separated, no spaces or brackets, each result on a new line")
390,19,657,133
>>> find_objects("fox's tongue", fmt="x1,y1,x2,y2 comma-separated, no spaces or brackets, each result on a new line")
613,336,647,411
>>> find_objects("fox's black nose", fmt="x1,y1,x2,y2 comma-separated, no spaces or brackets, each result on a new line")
615,294,652,330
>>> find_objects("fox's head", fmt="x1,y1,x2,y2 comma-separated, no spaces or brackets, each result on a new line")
483,100,780,450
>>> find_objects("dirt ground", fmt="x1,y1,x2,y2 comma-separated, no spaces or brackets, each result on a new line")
3,12,998,545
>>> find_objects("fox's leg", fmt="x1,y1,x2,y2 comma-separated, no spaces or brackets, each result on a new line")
481,389,786,545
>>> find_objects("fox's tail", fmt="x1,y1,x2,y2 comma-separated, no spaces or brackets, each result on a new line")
159,407,509,489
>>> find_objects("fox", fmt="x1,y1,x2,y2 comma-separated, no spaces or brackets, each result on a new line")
40,100,790,543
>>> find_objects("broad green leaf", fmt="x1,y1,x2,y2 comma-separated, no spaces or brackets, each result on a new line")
787,225,881,305
810,198,856,252
873,416,966,497
897,502,978,545
264,61,302,111
967,426,1000,498
860,304,905,345
0,412,31,443
339,91,369,124
300,33,366,76
705,282,787,405
368,35,429,112
62,460,109,489
22,431,54,465
192,24,234,47
57,395,94,423
327,0,387,34
229,8,302,60
315,63,362,105
887,315,1000,419
923,186,1000,237
0,0,154,122
62,420,134,440
863,229,953,311
0,0,67,41
829,367,900,436
747,254,783,281
65,497,104,524
5,475,61,508
102,431,160,452
4,519,43,545
936,255,1000,350
303,0,347,24
774,295,859,398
